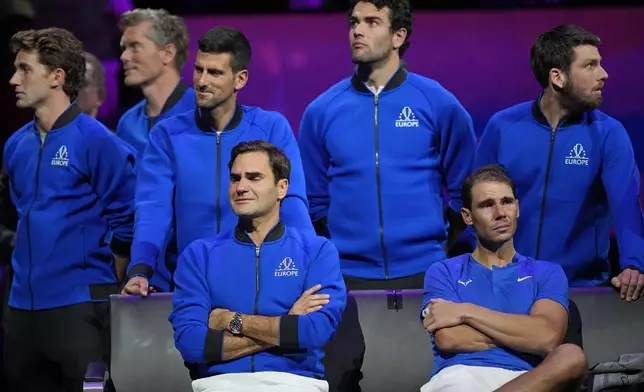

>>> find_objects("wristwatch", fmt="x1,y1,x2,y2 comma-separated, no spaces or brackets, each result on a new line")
229,312,243,335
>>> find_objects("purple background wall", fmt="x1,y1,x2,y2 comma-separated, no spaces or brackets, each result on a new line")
177,8,644,167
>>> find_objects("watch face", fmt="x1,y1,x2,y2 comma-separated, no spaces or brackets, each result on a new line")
230,316,242,334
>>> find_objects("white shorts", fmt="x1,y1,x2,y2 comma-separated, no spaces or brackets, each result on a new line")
420,365,528,392
192,371,329,392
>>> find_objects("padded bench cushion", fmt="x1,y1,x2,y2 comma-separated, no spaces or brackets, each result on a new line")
107,287,644,392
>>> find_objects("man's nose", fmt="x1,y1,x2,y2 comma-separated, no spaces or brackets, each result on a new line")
235,180,249,193
493,205,507,219
9,72,19,87
120,50,130,63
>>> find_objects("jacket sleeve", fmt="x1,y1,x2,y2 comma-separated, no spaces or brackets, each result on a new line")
297,104,329,224
473,116,501,170
86,131,136,256
601,124,644,272
437,96,477,213
0,168,16,256
279,240,346,351
169,240,223,364
128,125,176,279
269,114,314,233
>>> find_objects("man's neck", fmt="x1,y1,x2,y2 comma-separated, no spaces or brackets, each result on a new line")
247,210,280,247
142,71,181,118
208,97,237,132
539,89,573,131
356,54,400,91
471,239,516,269
35,95,71,132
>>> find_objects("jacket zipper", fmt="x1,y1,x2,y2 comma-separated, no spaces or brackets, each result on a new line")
373,95,389,279
25,134,46,309
216,131,222,233
250,245,261,372
535,129,556,259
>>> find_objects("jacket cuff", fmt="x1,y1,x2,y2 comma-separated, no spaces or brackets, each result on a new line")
110,236,132,257
126,264,154,281
279,315,299,351
622,264,644,274
204,329,224,363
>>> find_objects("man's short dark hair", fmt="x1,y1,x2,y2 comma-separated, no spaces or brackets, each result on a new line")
11,28,85,99
462,164,517,210
82,52,106,92
530,24,601,89
228,141,290,184
349,0,413,57
198,26,251,73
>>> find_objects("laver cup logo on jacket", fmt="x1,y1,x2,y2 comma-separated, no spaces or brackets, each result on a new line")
395,106,419,128
51,145,70,167
275,257,299,277
565,143,589,166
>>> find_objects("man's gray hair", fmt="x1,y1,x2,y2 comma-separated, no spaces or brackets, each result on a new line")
119,8,189,71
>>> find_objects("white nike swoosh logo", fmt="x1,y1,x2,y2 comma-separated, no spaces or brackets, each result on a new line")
517,276,532,282
458,279,472,286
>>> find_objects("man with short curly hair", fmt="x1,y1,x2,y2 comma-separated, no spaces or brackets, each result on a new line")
3,27,136,392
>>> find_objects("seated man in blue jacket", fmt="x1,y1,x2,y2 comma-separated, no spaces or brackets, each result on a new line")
474,24,644,300
4,28,136,392
420,165,587,392
122,26,312,296
170,140,346,392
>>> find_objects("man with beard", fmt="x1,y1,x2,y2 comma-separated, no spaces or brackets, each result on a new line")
474,24,644,301
298,1,476,391
122,26,312,297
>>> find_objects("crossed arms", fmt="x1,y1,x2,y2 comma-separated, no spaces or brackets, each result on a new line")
170,240,347,365
207,284,331,362
422,262,569,357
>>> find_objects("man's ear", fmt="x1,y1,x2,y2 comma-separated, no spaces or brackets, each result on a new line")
277,178,288,201
461,207,473,226
234,69,248,92
549,68,567,90
50,68,65,90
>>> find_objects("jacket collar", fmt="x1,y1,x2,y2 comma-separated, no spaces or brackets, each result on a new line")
234,219,285,244
531,95,592,128
147,81,189,129
195,103,243,133
35,103,81,132
351,66,407,94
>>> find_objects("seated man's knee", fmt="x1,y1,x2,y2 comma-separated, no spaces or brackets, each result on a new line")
548,343,588,380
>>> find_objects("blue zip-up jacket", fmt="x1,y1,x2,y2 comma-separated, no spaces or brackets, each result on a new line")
474,98,644,286
127,105,313,282
298,68,477,280
116,81,194,292
3,104,136,310
169,221,346,379
116,81,195,157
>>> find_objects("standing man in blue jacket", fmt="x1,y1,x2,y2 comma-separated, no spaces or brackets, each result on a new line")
474,24,644,301
117,8,194,292
122,26,312,297
3,28,136,392
170,140,346,392
117,8,194,155
298,1,476,390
